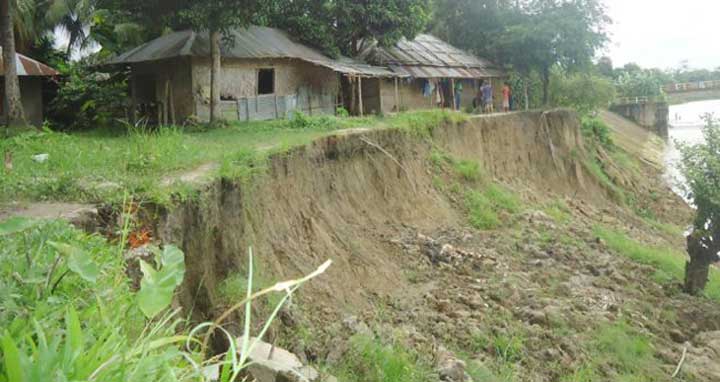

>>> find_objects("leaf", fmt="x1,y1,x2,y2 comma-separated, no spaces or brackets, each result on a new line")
65,307,83,358
137,246,186,319
136,260,175,319
1,334,24,382
48,241,100,284
0,217,38,236
160,245,185,286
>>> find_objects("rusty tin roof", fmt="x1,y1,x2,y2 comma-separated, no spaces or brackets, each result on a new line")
358,34,504,79
0,49,59,76
107,26,398,78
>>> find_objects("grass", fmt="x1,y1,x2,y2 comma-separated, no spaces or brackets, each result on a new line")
543,199,572,224
561,321,661,382
0,110,462,205
334,334,434,382
466,184,522,230
0,219,195,381
454,159,483,182
594,226,720,301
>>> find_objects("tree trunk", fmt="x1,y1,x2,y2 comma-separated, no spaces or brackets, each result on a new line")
209,29,221,123
684,232,717,295
523,79,529,111
1,0,26,129
541,67,550,107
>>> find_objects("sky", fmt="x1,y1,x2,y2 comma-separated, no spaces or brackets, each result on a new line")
604,0,719,71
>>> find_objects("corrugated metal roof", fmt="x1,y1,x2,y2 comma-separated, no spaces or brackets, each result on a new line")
0,49,59,76
358,34,504,79
107,26,398,78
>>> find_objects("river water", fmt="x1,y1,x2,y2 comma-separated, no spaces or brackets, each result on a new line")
664,100,720,196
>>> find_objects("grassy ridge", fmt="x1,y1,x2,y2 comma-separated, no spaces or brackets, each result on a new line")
0,110,465,205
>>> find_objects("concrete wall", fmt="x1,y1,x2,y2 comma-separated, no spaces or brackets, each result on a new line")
375,77,505,114
610,101,669,138
0,77,44,127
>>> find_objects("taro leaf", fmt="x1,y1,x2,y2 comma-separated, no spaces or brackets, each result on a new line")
161,245,185,286
0,217,39,236
137,246,185,319
48,241,100,283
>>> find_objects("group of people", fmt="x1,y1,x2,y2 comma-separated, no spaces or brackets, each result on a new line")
472,80,513,114
426,78,514,113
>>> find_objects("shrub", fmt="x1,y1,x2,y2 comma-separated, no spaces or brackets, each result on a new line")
581,116,614,149
48,63,129,130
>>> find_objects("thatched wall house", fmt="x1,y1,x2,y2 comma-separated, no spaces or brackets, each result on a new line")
0,51,58,126
357,34,505,113
108,26,395,124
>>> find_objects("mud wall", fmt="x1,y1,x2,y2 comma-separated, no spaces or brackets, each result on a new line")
155,110,600,321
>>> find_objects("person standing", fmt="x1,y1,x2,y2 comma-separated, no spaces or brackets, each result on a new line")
454,80,463,110
502,83,511,113
481,81,494,113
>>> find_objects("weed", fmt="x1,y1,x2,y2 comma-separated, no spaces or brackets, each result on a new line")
455,160,482,181
581,116,613,150
583,157,627,204
465,184,522,230
466,191,500,229
335,334,434,382
544,199,572,224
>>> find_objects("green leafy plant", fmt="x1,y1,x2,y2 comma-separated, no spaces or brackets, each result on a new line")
48,63,129,130
137,245,186,319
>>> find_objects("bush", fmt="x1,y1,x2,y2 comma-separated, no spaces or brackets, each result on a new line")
581,116,614,149
48,63,129,130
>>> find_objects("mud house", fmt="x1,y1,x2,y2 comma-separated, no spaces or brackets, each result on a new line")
107,26,395,124
0,50,58,127
356,34,505,113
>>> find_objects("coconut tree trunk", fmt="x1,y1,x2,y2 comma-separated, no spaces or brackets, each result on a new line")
1,0,26,129
209,29,221,123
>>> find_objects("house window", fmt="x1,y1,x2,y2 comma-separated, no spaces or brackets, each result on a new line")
258,68,275,95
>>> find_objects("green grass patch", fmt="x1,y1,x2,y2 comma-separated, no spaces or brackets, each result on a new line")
334,334,434,382
454,160,483,182
466,184,522,230
561,321,661,381
594,226,720,301
0,110,459,205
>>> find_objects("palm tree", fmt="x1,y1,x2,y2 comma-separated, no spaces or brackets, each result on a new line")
1,0,28,129
46,0,94,56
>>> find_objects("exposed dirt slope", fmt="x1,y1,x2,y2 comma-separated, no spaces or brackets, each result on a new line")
154,110,718,381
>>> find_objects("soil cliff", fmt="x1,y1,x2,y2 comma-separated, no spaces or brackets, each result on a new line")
153,110,719,381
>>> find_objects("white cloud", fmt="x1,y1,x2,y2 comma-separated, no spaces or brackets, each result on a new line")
603,0,718,70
